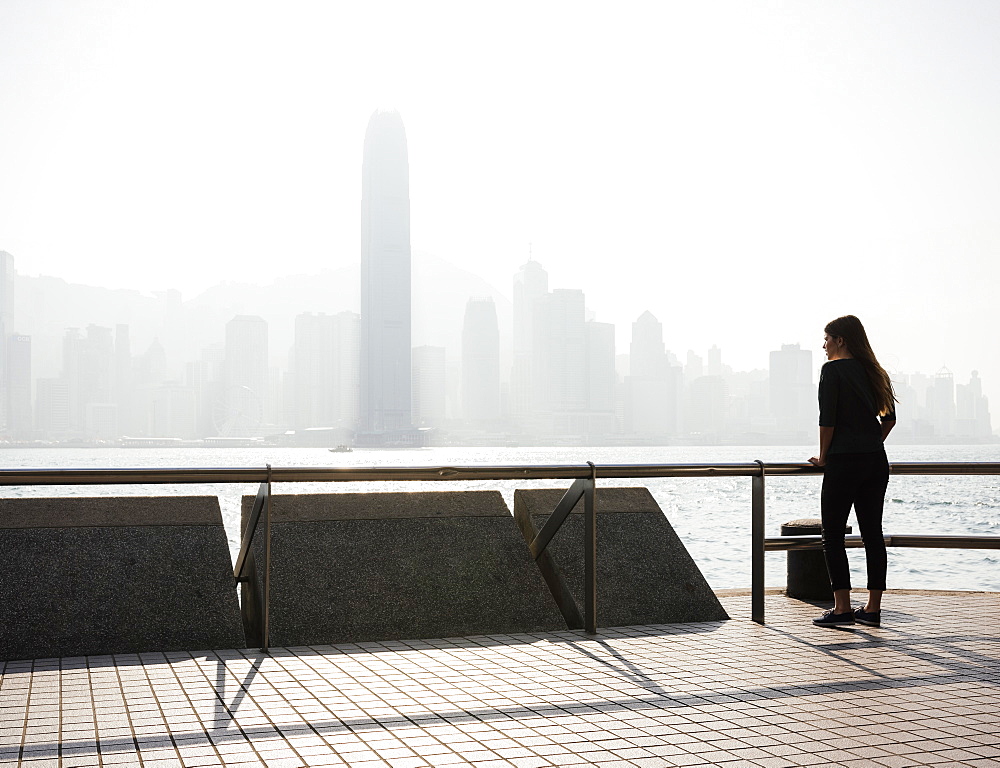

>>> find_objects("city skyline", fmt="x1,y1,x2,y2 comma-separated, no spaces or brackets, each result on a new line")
2,2,999,415
0,248,992,445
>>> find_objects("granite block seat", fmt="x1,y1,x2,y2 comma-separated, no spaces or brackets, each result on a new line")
239,491,566,646
513,486,729,627
0,496,244,661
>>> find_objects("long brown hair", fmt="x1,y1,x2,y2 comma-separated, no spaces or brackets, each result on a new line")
825,315,898,416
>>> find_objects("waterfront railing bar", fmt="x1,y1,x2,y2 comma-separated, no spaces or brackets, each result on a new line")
2,461,998,638
5,461,1000,485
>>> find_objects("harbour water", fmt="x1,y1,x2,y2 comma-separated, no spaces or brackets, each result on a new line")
2,444,997,592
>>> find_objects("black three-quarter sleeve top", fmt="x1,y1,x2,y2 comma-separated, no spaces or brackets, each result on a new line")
818,358,896,455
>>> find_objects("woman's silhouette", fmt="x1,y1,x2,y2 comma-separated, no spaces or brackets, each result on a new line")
809,315,897,627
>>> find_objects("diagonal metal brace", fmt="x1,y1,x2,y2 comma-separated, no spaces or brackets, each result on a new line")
234,478,269,580
232,465,273,652
529,477,588,560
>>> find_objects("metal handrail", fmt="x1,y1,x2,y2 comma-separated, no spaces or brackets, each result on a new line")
747,460,1000,624
2,461,999,486
3,460,998,631
765,534,1000,552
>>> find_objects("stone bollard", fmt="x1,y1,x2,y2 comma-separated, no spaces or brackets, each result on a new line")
783,518,852,600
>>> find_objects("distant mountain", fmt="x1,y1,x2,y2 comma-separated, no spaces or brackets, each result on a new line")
14,252,512,382
12,275,186,381
181,251,512,363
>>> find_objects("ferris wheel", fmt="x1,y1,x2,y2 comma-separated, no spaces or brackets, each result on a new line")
211,385,263,437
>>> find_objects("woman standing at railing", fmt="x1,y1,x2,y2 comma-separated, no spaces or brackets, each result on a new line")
808,315,897,628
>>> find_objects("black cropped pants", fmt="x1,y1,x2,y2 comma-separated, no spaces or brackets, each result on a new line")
821,450,890,592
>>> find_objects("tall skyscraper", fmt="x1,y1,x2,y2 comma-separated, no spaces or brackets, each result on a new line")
707,345,723,377
188,343,225,438
461,297,501,423
60,325,116,438
629,311,668,379
586,321,616,414
148,385,198,438
293,312,338,430
769,343,814,438
927,366,956,436
542,288,587,413
360,109,411,433
0,251,15,431
220,315,268,436
688,375,728,438
511,260,549,418
625,311,679,437
0,251,12,324
6,334,31,438
412,345,446,427
292,311,360,430
333,311,361,430
36,378,70,437
114,325,134,435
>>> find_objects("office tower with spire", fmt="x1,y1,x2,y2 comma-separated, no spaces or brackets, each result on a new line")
360,109,411,433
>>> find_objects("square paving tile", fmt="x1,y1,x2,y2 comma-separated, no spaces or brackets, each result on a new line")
2,592,999,768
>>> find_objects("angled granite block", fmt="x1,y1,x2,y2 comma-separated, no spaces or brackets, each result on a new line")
513,487,728,627
239,491,566,646
0,497,244,661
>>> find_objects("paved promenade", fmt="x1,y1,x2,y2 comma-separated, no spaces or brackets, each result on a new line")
1,591,998,768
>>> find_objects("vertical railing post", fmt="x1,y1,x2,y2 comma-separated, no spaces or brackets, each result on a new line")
752,459,766,624
584,461,597,635
263,463,272,652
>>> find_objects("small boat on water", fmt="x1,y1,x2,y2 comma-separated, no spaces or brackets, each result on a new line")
329,445,354,453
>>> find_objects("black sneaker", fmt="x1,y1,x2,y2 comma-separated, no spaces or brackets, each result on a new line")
854,607,881,627
812,610,856,627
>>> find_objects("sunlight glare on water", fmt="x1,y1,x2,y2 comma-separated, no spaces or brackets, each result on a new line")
2,444,998,592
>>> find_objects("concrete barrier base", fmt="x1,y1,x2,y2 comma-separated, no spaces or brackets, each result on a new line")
513,487,729,627
240,491,566,646
0,496,244,661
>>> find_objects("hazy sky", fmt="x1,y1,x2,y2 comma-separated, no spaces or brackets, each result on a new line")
2,1,999,413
